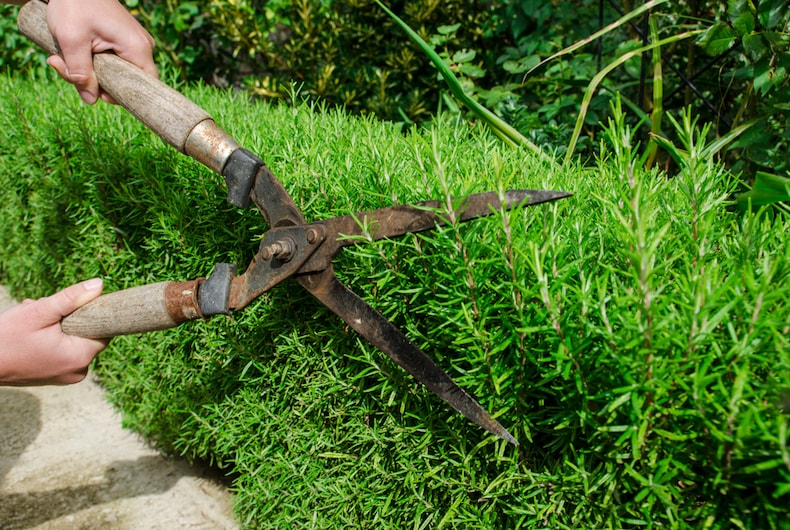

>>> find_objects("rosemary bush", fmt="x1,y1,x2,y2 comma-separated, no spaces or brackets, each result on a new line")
1,75,788,528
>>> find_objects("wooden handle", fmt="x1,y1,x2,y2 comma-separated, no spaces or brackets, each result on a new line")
62,281,203,339
17,0,239,174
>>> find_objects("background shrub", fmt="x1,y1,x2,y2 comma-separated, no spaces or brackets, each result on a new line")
1,75,789,528
3,0,789,175
130,0,507,125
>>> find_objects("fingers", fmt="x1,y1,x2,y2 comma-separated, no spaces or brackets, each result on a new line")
42,278,109,379
96,30,157,105
47,54,99,104
45,0,158,105
36,278,104,322
47,29,157,105
58,334,110,384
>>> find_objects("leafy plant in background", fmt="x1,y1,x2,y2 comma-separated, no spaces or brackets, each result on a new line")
697,0,789,130
374,0,544,157
562,21,702,164
4,0,789,195
737,170,790,210
377,0,686,166
128,0,212,79
0,3,51,75
695,0,790,203
203,0,507,123
378,0,789,206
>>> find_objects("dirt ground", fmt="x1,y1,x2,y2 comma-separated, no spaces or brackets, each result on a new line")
0,286,238,529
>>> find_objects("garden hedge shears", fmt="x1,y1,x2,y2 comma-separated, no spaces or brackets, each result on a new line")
19,0,570,445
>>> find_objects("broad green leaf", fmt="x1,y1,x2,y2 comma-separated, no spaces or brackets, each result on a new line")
458,63,485,78
727,0,751,24
737,171,790,209
503,55,540,74
697,22,737,56
437,23,460,35
754,59,775,96
763,30,790,48
732,11,755,36
742,33,768,61
758,0,785,29
452,49,476,64
510,15,529,40
701,118,758,159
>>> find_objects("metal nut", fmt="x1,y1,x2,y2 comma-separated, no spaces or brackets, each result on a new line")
261,237,296,262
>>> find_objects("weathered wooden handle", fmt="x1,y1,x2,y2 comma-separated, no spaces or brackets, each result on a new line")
61,281,204,339
19,1,244,339
17,0,239,174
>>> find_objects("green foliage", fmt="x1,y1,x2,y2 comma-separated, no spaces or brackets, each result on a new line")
695,0,790,175
374,0,544,157
737,171,790,210
376,0,789,178
129,0,210,76
2,75,790,528
200,0,502,125
0,3,52,75
2,0,789,183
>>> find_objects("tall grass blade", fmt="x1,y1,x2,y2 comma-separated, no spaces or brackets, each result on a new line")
645,16,663,168
564,30,702,165
375,1,549,161
524,0,669,80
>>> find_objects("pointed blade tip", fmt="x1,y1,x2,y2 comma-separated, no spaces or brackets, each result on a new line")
529,189,573,204
505,189,572,208
478,415,519,445
492,425,519,446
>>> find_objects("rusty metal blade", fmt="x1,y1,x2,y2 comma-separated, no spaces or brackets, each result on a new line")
299,189,570,274
297,269,519,445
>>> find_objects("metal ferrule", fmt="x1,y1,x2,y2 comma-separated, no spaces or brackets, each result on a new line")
165,280,204,322
184,119,240,175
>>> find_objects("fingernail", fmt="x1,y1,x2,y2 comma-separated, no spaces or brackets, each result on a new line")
82,278,103,291
79,91,97,105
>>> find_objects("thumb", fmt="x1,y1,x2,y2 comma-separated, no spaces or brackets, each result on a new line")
38,278,104,321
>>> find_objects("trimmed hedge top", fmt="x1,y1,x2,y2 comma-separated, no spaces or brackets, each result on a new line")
1,74,789,528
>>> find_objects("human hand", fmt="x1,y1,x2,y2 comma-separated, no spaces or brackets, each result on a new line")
45,0,157,104
0,278,109,386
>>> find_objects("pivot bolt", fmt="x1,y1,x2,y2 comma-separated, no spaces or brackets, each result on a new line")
261,237,296,262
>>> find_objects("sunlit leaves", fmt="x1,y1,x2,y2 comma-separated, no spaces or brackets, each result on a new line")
2,77,789,528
